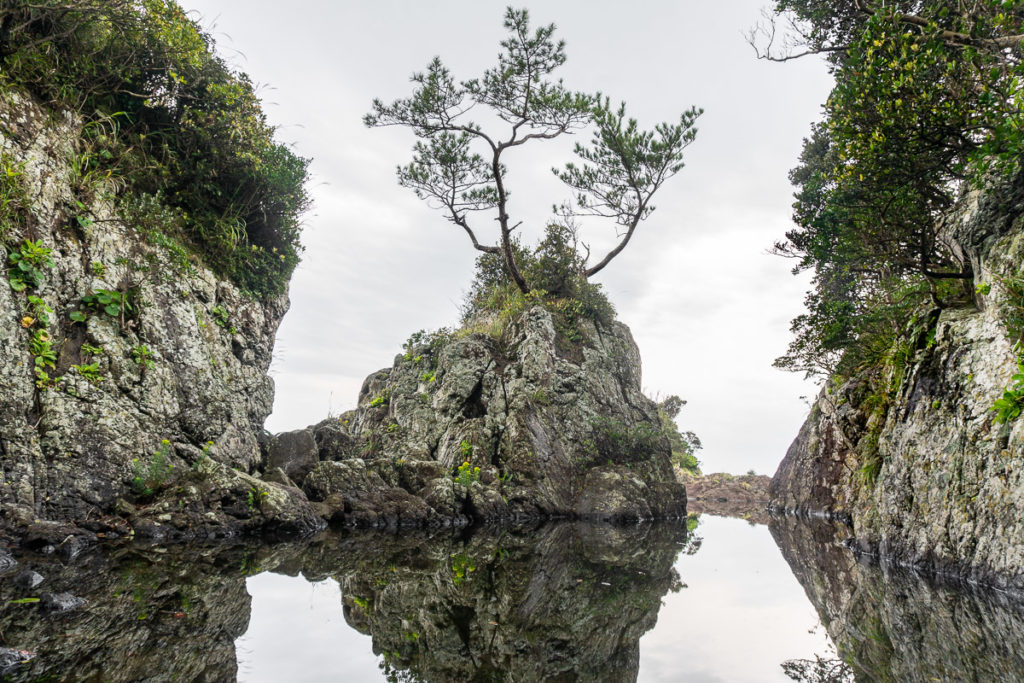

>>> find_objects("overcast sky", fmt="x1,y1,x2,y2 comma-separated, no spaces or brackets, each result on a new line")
180,0,834,476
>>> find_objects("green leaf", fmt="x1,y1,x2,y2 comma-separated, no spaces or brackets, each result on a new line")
104,303,121,316
69,310,88,323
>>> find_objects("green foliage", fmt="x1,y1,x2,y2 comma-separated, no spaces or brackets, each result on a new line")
7,240,53,292
454,460,481,487
369,388,391,408
993,352,1024,424
25,294,52,328
656,396,703,473
247,485,268,512
461,224,617,345
585,416,664,466
71,363,104,384
132,344,155,368
29,329,57,370
366,6,699,294
210,305,235,333
0,0,310,298
768,1,1023,379
132,439,174,498
0,155,29,242
79,288,137,320
450,552,476,586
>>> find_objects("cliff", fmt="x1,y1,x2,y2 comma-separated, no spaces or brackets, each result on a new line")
770,173,1024,591
0,90,322,541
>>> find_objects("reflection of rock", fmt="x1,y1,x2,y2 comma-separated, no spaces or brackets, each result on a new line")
770,515,1024,682
0,545,252,682
0,523,692,682
336,523,688,682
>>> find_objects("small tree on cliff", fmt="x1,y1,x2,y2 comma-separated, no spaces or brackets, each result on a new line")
365,7,701,294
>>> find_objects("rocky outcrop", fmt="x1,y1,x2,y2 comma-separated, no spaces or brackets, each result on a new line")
284,306,686,526
0,91,322,541
680,472,771,523
770,173,1024,591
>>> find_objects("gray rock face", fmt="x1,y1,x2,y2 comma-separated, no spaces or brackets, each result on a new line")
0,91,301,538
306,306,685,525
771,172,1024,591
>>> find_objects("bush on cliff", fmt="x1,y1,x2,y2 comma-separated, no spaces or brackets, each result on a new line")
0,0,309,298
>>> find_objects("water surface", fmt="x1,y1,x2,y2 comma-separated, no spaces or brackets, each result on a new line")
3,515,1024,681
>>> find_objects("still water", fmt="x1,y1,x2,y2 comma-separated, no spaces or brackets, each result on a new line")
3,515,1024,681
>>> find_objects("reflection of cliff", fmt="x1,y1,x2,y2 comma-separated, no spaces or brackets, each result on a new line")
337,523,687,682
0,544,252,682
0,523,690,681
769,516,1024,682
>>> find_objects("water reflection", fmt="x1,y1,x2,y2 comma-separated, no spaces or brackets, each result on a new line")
769,515,1024,682
4,516,1024,681
0,523,693,682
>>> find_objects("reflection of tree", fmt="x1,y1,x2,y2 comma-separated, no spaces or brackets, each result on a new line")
680,514,703,555
781,655,855,683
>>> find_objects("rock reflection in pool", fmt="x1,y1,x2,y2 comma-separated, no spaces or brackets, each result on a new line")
240,522,691,682
238,517,837,682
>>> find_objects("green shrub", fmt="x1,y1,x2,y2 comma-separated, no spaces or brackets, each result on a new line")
0,0,310,298
132,439,174,497
586,416,665,466
454,460,480,487
460,223,616,342
8,240,53,292
993,354,1024,424
656,396,702,474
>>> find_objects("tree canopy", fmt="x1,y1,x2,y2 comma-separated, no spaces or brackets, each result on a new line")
757,0,1024,378
366,7,701,295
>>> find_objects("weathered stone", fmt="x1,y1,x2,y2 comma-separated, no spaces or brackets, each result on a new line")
771,171,1024,591
40,591,84,613
0,91,289,537
13,570,44,590
264,428,318,484
308,305,685,524
312,418,357,461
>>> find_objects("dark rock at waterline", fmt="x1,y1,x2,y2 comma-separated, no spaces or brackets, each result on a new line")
40,592,85,614
13,571,44,590
0,550,17,575
0,647,34,677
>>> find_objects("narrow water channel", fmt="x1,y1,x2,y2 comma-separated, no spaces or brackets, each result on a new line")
3,515,1023,681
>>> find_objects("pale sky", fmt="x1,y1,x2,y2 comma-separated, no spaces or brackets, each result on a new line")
180,1,834,476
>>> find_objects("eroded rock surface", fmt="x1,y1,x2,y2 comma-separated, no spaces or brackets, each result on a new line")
771,173,1024,591
0,91,320,541
288,306,686,526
